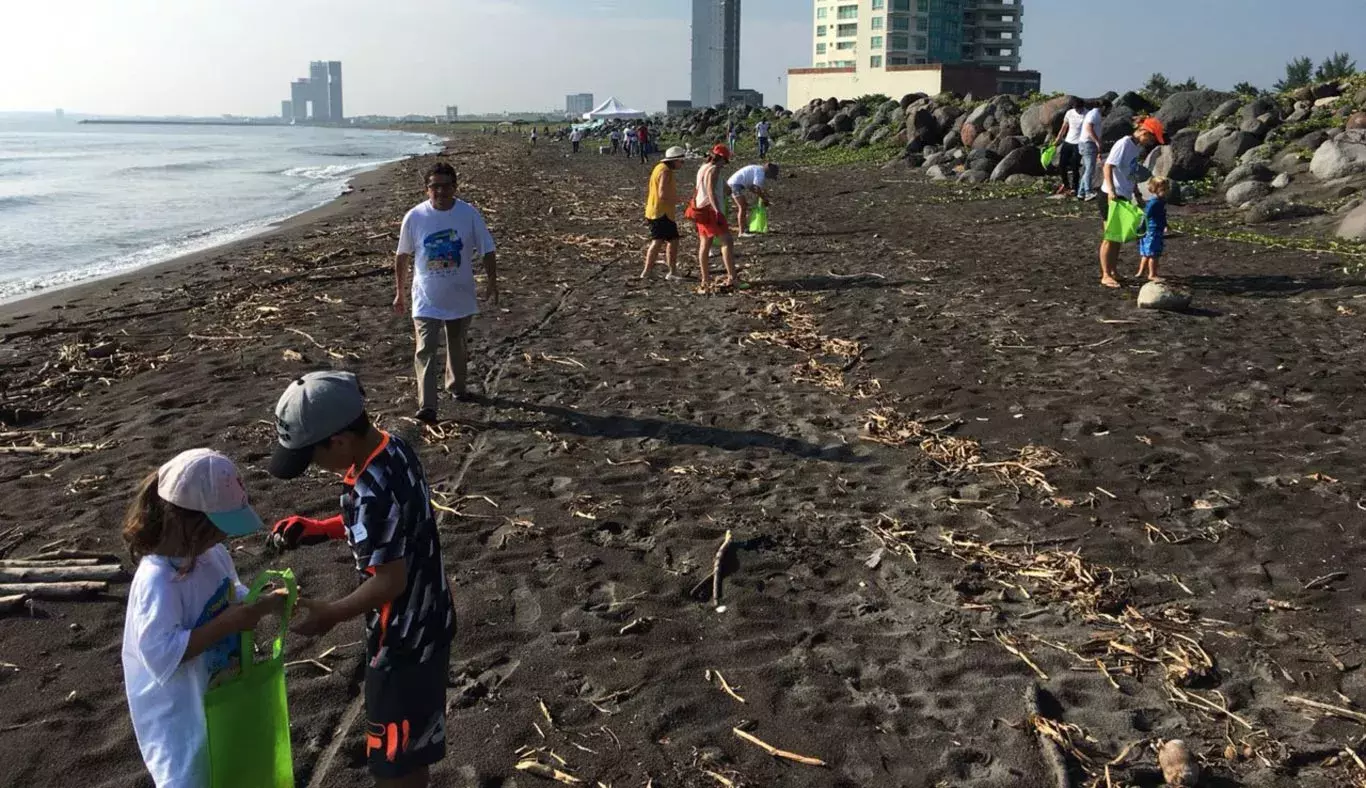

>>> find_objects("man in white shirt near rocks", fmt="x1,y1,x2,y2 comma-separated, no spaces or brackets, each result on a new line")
395,162,499,423
726,162,779,237
1051,96,1086,197
756,120,772,158
1079,100,1106,200
1098,117,1165,288
569,127,583,154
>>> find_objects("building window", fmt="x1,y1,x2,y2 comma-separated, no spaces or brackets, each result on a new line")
870,35,883,49
816,24,827,36
815,61,827,68
917,0,928,11
871,0,885,7
870,55,883,68
816,6,828,19
890,16,909,30
836,5,858,20
891,0,910,10
915,35,928,51
835,40,856,50
889,54,909,65
889,33,908,50
816,42,827,54
871,16,883,29
836,23,857,36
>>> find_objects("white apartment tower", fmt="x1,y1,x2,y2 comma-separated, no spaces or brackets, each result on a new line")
811,0,1023,72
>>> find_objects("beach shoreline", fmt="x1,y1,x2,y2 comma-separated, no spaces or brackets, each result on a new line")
0,137,448,323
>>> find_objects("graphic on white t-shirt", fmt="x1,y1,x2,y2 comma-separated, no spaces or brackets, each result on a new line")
422,229,464,272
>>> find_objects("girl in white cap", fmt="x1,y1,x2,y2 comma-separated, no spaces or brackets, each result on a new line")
121,448,285,788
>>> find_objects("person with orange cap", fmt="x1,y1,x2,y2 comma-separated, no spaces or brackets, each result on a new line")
684,144,738,290
1098,116,1165,288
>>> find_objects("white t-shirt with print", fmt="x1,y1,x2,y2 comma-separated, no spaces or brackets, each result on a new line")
726,164,768,192
1082,108,1103,145
1103,137,1141,198
756,121,771,139
1063,109,1086,145
397,199,497,321
122,545,249,788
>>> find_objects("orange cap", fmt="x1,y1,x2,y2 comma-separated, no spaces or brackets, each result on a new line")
711,144,732,161
1138,117,1166,144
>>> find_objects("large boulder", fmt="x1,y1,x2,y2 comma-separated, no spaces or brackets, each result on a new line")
942,129,963,150
922,151,952,169
889,106,906,126
1138,281,1192,311
1238,97,1282,126
1208,99,1242,125
1116,91,1160,114
1244,199,1325,224
1224,162,1275,186
816,133,846,150
1294,129,1331,152
1102,106,1136,144
869,127,892,146
1195,124,1238,156
1155,90,1237,135
1005,174,1040,186
1226,180,1273,206
1213,131,1261,168
991,135,1024,158
990,145,1046,181
1312,81,1342,100
908,108,939,140
965,102,994,128
1310,130,1366,180
957,170,989,184
1148,128,1210,181
926,164,953,181
804,123,833,142
1021,96,1070,143
1337,202,1366,240
830,112,856,133
933,105,963,132
1348,112,1366,131
961,122,980,148
1240,114,1277,138
1240,144,1276,165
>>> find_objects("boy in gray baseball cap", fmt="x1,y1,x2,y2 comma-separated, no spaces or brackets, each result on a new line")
268,371,455,786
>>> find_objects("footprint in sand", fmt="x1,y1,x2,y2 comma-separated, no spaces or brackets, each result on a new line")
511,584,543,628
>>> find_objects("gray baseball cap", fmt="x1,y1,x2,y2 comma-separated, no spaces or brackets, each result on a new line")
268,371,366,479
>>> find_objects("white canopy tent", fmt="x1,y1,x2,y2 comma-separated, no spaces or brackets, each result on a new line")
582,96,645,120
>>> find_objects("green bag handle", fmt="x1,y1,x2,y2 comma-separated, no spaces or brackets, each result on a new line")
235,569,298,672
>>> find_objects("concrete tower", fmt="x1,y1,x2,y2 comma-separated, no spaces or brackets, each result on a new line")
691,0,741,108
327,61,344,121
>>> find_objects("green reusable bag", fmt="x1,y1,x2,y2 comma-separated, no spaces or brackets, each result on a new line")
1103,198,1143,244
748,200,769,234
711,193,731,248
204,569,298,788
1040,144,1057,168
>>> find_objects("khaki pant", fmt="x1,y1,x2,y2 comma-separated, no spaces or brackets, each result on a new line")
414,317,471,412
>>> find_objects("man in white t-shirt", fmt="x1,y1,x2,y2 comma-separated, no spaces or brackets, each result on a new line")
726,162,779,237
1079,101,1105,200
1051,96,1086,197
569,127,583,154
756,120,772,158
395,162,499,422
1098,117,1165,288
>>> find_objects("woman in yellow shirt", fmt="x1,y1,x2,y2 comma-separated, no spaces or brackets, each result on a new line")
642,146,686,280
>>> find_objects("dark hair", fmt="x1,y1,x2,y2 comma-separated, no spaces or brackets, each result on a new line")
122,471,224,563
1068,96,1084,111
426,162,457,184
765,163,780,177
313,410,372,452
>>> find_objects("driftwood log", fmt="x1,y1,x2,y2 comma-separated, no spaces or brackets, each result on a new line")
0,564,126,584
23,550,122,563
0,558,103,568
0,581,108,599
0,593,28,614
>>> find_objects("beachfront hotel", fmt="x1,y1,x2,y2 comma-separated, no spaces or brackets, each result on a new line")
788,0,1040,106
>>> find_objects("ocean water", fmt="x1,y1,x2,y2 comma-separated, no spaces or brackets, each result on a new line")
0,117,440,303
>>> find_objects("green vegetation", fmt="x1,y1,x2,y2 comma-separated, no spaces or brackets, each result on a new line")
1142,74,1205,100
767,140,902,167
1275,52,1357,92
1172,219,1366,273
1233,82,1261,97
1316,52,1358,82
853,94,891,112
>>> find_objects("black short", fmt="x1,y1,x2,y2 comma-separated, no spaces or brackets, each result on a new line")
364,645,451,779
1098,192,1128,222
648,216,680,242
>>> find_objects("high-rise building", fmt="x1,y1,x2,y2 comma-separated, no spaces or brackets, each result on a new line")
790,0,1036,106
691,0,741,108
445,106,459,122
565,93,595,117
327,62,344,122
810,0,1022,71
281,100,293,120
309,61,331,120
290,80,311,121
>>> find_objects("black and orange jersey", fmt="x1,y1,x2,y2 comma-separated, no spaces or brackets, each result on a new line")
340,432,454,668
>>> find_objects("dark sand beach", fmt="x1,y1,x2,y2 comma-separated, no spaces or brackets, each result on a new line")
3,134,1366,787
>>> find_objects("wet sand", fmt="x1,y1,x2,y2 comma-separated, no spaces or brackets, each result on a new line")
3,135,1366,787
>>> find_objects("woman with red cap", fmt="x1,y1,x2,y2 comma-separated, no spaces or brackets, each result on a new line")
685,144,738,290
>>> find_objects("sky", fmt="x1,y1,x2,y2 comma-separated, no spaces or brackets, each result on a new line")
2,0,1364,117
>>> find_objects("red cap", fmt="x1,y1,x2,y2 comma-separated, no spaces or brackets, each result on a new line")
711,144,732,161
1138,117,1166,145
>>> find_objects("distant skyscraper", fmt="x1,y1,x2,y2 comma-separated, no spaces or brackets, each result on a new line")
691,0,741,108
281,100,293,120
309,61,330,120
565,93,595,117
327,61,344,122
290,80,310,121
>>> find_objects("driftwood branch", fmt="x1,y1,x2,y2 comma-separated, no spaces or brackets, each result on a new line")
1285,695,1366,725
0,593,28,614
0,581,108,599
712,530,733,607
0,564,126,584
0,558,102,568
732,727,827,767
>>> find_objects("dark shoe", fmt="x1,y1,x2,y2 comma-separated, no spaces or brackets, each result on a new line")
414,408,438,424
453,391,484,404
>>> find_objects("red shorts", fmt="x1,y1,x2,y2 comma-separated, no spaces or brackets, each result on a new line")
685,202,730,239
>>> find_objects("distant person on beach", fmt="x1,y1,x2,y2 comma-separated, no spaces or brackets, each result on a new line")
1099,117,1165,288
1079,100,1106,201
624,127,636,158
636,123,650,163
727,122,739,153
727,162,778,237
1136,176,1171,281
530,128,538,146
121,449,283,788
756,120,772,158
642,146,687,280
685,144,738,290
393,162,499,422
569,127,583,154
266,371,454,788
1052,97,1085,197
610,129,621,154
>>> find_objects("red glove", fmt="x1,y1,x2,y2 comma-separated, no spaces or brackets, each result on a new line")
270,515,345,550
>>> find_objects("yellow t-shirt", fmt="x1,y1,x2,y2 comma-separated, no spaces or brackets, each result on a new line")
645,162,677,221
